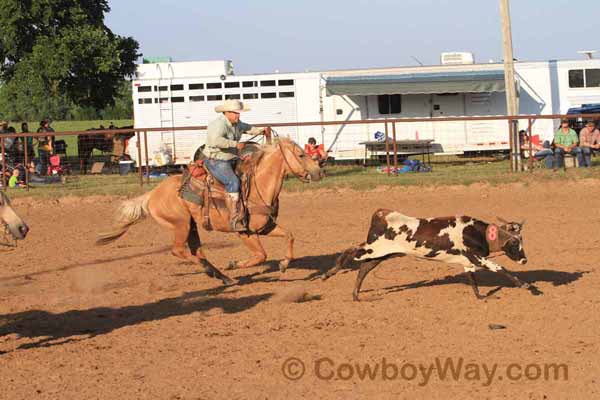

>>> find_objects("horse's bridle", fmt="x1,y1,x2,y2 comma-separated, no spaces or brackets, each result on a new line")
246,140,313,222
277,141,312,183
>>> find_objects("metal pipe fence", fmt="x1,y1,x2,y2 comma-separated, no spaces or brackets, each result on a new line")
1,113,599,190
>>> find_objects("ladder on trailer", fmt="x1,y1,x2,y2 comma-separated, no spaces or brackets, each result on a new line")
156,64,176,162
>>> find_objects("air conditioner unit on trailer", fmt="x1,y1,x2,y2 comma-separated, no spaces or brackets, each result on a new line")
441,52,475,65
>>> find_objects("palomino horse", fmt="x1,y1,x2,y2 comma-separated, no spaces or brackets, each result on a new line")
97,138,323,285
0,191,29,245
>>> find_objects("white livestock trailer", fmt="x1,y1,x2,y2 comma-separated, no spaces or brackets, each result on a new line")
130,56,600,165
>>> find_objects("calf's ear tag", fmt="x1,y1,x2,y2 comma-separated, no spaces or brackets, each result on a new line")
486,224,499,242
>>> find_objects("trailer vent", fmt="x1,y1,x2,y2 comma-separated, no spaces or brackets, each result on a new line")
441,52,475,65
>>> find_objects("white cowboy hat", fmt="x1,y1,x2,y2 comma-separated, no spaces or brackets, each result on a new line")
214,99,251,113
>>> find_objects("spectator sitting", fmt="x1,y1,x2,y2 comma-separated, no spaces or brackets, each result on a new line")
304,137,327,164
577,121,600,168
519,130,553,168
553,119,583,169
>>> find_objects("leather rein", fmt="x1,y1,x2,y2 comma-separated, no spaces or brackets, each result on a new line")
248,141,312,219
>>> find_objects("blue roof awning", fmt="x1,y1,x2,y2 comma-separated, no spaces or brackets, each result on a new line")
326,70,506,96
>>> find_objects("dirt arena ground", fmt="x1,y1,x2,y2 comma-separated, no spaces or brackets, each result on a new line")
1,182,599,399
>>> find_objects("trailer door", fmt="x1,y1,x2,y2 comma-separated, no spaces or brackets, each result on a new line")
432,93,466,153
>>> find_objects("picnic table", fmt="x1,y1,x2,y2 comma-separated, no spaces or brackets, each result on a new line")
359,139,435,167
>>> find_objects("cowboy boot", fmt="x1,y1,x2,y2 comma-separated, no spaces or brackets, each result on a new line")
225,192,246,232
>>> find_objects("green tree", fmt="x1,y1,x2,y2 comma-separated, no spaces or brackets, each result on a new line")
0,0,139,120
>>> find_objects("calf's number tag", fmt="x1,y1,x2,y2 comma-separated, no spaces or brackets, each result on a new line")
487,225,498,241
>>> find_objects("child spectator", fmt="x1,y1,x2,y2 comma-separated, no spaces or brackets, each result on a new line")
8,169,25,188
305,137,327,164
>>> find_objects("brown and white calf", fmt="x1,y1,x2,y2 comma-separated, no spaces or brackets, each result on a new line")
322,209,531,301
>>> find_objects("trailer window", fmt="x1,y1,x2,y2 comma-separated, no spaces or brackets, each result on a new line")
171,97,185,103
207,82,222,89
260,80,276,87
278,79,294,86
569,70,584,88
137,86,152,93
261,92,277,99
225,94,241,99
585,69,600,87
224,82,240,88
207,95,223,101
242,81,258,87
243,93,258,99
138,98,153,104
189,83,204,90
279,92,295,98
190,96,205,102
377,94,401,114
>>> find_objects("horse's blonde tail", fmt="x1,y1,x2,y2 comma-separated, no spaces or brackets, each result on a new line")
96,193,151,245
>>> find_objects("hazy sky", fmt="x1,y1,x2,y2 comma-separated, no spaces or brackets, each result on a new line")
106,0,598,74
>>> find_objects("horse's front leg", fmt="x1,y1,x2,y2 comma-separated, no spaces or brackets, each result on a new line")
262,225,294,272
227,233,267,270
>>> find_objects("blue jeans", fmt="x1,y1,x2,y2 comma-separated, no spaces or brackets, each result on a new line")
533,141,554,169
204,159,240,193
580,147,594,167
554,147,583,168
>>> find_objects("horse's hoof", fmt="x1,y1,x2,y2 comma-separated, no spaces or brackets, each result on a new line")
222,277,237,286
279,259,290,273
320,274,329,281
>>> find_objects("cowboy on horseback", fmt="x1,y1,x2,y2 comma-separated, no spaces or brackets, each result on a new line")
203,99,266,232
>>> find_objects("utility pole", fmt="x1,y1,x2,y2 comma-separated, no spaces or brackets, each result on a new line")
499,0,520,171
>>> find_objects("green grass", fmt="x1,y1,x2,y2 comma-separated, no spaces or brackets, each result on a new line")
6,159,600,199
283,160,600,192
6,174,157,199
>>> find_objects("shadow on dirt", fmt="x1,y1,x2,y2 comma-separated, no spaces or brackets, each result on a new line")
363,269,590,298
229,252,342,285
0,242,235,283
0,285,271,354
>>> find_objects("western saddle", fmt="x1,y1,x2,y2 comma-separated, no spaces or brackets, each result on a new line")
178,143,277,233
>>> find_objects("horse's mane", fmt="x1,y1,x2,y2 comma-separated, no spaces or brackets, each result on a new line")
260,137,296,152
239,137,298,173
